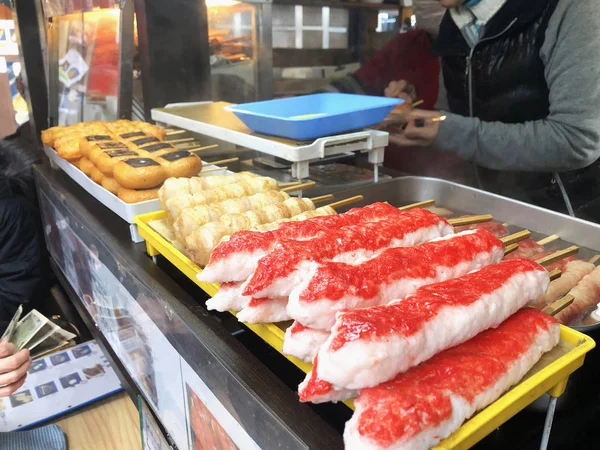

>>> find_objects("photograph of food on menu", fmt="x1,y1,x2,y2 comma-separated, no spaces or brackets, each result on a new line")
187,384,238,450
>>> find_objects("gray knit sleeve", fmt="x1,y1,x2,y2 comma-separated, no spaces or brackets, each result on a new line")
430,0,600,172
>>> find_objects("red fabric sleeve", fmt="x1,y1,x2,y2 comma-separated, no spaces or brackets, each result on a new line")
354,29,440,110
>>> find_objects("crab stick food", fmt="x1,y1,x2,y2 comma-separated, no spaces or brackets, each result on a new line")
300,258,549,402
343,308,559,450
287,229,504,330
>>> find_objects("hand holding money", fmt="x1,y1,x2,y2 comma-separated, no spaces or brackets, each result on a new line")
0,342,30,397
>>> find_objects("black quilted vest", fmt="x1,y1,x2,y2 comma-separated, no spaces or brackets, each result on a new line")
430,0,600,223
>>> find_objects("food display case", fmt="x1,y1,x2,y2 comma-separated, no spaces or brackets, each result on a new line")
206,0,273,103
42,0,135,126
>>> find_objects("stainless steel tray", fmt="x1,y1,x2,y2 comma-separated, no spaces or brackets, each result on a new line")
335,176,600,255
336,176,600,412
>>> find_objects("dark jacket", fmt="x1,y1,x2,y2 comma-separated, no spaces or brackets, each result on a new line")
0,126,47,327
431,0,600,222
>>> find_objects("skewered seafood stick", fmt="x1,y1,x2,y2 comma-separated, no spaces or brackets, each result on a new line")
284,235,523,360
302,258,549,402
185,197,341,266
241,208,453,300
282,322,330,363
241,215,497,307
173,190,293,240
165,177,280,219
199,201,400,283
287,229,506,330
158,172,260,208
533,260,594,308
554,265,600,325
342,309,559,450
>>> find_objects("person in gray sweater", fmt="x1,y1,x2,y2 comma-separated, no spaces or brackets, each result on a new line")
390,0,600,222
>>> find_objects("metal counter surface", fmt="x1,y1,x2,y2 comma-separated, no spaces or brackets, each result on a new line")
34,163,343,450
333,176,600,255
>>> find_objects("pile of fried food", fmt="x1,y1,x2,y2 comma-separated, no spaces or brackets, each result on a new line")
149,173,336,265
42,120,203,203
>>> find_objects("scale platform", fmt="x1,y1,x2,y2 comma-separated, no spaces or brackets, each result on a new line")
151,101,389,181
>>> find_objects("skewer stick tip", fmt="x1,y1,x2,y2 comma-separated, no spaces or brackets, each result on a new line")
310,194,334,204
327,195,364,210
205,157,239,166
398,199,436,211
543,294,574,316
536,234,560,246
536,245,580,268
448,214,494,227
503,243,519,256
548,269,561,281
588,254,600,265
280,181,316,193
499,230,531,246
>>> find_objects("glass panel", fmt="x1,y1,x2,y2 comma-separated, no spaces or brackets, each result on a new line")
329,8,348,28
207,1,258,103
272,5,296,27
273,30,296,49
329,32,348,49
303,7,322,27
303,30,322,49
54,10,121,125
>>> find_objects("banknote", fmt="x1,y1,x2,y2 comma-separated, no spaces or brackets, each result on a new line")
1,305,23,342
10,310,49,351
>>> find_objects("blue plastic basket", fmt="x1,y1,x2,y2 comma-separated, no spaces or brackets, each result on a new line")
225,93,403,141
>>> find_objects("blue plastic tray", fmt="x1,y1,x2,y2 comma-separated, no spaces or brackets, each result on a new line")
225,93,403,141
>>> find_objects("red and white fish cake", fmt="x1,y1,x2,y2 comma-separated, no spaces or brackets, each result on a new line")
344,308,559,450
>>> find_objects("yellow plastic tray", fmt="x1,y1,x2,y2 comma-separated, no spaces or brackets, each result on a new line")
134,210,595,449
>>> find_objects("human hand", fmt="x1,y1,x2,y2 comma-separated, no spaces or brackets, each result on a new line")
0,342,31,397
388,109,442,148
384,80,417,104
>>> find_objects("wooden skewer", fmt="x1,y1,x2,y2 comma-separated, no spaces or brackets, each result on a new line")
168,137,196,145
411,99,424,108
398,199,436,211
548,269,562,281
311,194,334,204
165,129,186,136
188,144,219,152
589,255,600,265
280,181,316,193
504,243,519,255
201,166,228,173
543,294,574,316
205,157,239,166
536,234,560,246
327,195,364,210
175,140,205,148
279,181,304,188
536,245,580,268
499,230,531,246
448,214,493,227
